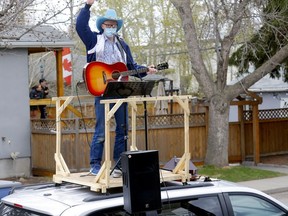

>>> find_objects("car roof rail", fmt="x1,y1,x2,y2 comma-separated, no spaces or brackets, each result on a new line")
160,181,214,191
83,193,123,202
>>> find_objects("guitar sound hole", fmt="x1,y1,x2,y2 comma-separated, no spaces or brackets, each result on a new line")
111,71,120,80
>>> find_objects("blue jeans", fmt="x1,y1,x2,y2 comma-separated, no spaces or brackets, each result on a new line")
90,97,128,166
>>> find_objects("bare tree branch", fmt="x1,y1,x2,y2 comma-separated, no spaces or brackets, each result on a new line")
227,42,288,98
170,0,215,97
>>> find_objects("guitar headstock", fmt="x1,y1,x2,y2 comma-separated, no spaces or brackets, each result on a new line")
156,62,169,70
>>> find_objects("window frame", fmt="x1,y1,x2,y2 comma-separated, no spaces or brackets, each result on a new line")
87,193,229,216
223,192,288,216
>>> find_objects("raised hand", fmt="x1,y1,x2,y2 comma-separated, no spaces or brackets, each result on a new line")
86,0,95,5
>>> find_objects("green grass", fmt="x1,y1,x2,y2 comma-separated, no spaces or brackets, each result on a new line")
197,165,285,182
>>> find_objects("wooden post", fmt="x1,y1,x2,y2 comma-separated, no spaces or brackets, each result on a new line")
238,105,246,162
54,97,74,177
205,106,209,150
55,49,64,97
172,96,190,180
130,101,138,151
252,104,260,164
55,49,66,118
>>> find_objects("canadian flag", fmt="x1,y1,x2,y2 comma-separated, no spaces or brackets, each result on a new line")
62,48,72,86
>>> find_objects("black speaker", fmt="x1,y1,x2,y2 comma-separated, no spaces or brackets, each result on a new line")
121,150,162,214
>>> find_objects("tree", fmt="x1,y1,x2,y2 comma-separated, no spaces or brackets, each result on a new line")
229,0,288,82
170,0,288,167
0,0,75,36
0,0,33,30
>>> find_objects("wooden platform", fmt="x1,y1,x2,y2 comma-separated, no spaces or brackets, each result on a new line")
53,169,191,193
52,95,192,193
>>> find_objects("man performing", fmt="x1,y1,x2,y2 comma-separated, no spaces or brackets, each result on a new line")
76,0,157,177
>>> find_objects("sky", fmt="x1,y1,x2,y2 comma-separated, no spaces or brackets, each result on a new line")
27,0,83,32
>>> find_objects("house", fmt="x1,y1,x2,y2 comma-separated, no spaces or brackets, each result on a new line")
229,72,288,122
248,73,288,109
0,25,73,178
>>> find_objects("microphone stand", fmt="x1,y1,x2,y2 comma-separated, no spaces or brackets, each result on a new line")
114,33,149,151
109,34,150,176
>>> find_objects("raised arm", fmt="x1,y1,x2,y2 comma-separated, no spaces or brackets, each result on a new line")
76,1,97,50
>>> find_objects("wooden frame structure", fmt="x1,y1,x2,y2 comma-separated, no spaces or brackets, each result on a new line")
231,91,262,164
52,95,192,193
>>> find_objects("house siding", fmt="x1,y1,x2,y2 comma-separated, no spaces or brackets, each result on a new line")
258,93,288,109
0,48,31,178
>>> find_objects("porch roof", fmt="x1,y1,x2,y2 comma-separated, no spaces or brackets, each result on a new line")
0,25,74,97
0,25,74,53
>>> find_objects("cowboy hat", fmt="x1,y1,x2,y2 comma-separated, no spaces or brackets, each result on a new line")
96,9,123,32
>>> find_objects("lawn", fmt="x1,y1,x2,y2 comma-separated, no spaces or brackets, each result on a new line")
197,165,285,182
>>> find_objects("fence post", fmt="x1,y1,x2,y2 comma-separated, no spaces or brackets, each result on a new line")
253,105,260,164
238,105,246,161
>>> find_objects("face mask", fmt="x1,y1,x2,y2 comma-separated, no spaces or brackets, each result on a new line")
104,28,117,38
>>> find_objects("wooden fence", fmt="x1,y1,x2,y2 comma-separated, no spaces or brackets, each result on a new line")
31,107,288,176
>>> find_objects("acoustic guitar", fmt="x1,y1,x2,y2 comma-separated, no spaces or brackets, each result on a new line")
83,61,168,96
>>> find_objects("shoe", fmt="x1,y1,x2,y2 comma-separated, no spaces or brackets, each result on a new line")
112,169,122,178
90,163,101,175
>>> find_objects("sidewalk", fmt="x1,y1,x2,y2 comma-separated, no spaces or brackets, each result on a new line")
238,163,288,194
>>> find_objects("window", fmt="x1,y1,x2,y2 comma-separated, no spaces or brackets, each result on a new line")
91,195,224,216
179,196,224,216
229,194,287,216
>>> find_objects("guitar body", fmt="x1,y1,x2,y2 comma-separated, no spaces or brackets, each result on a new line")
83,61,168,96
84,61,129,96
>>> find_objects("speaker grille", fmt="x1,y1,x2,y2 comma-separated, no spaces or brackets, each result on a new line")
121,150,162,214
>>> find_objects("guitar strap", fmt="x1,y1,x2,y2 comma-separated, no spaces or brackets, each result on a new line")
116,39,127,64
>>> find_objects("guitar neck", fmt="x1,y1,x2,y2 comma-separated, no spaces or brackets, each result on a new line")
121,67,149,77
